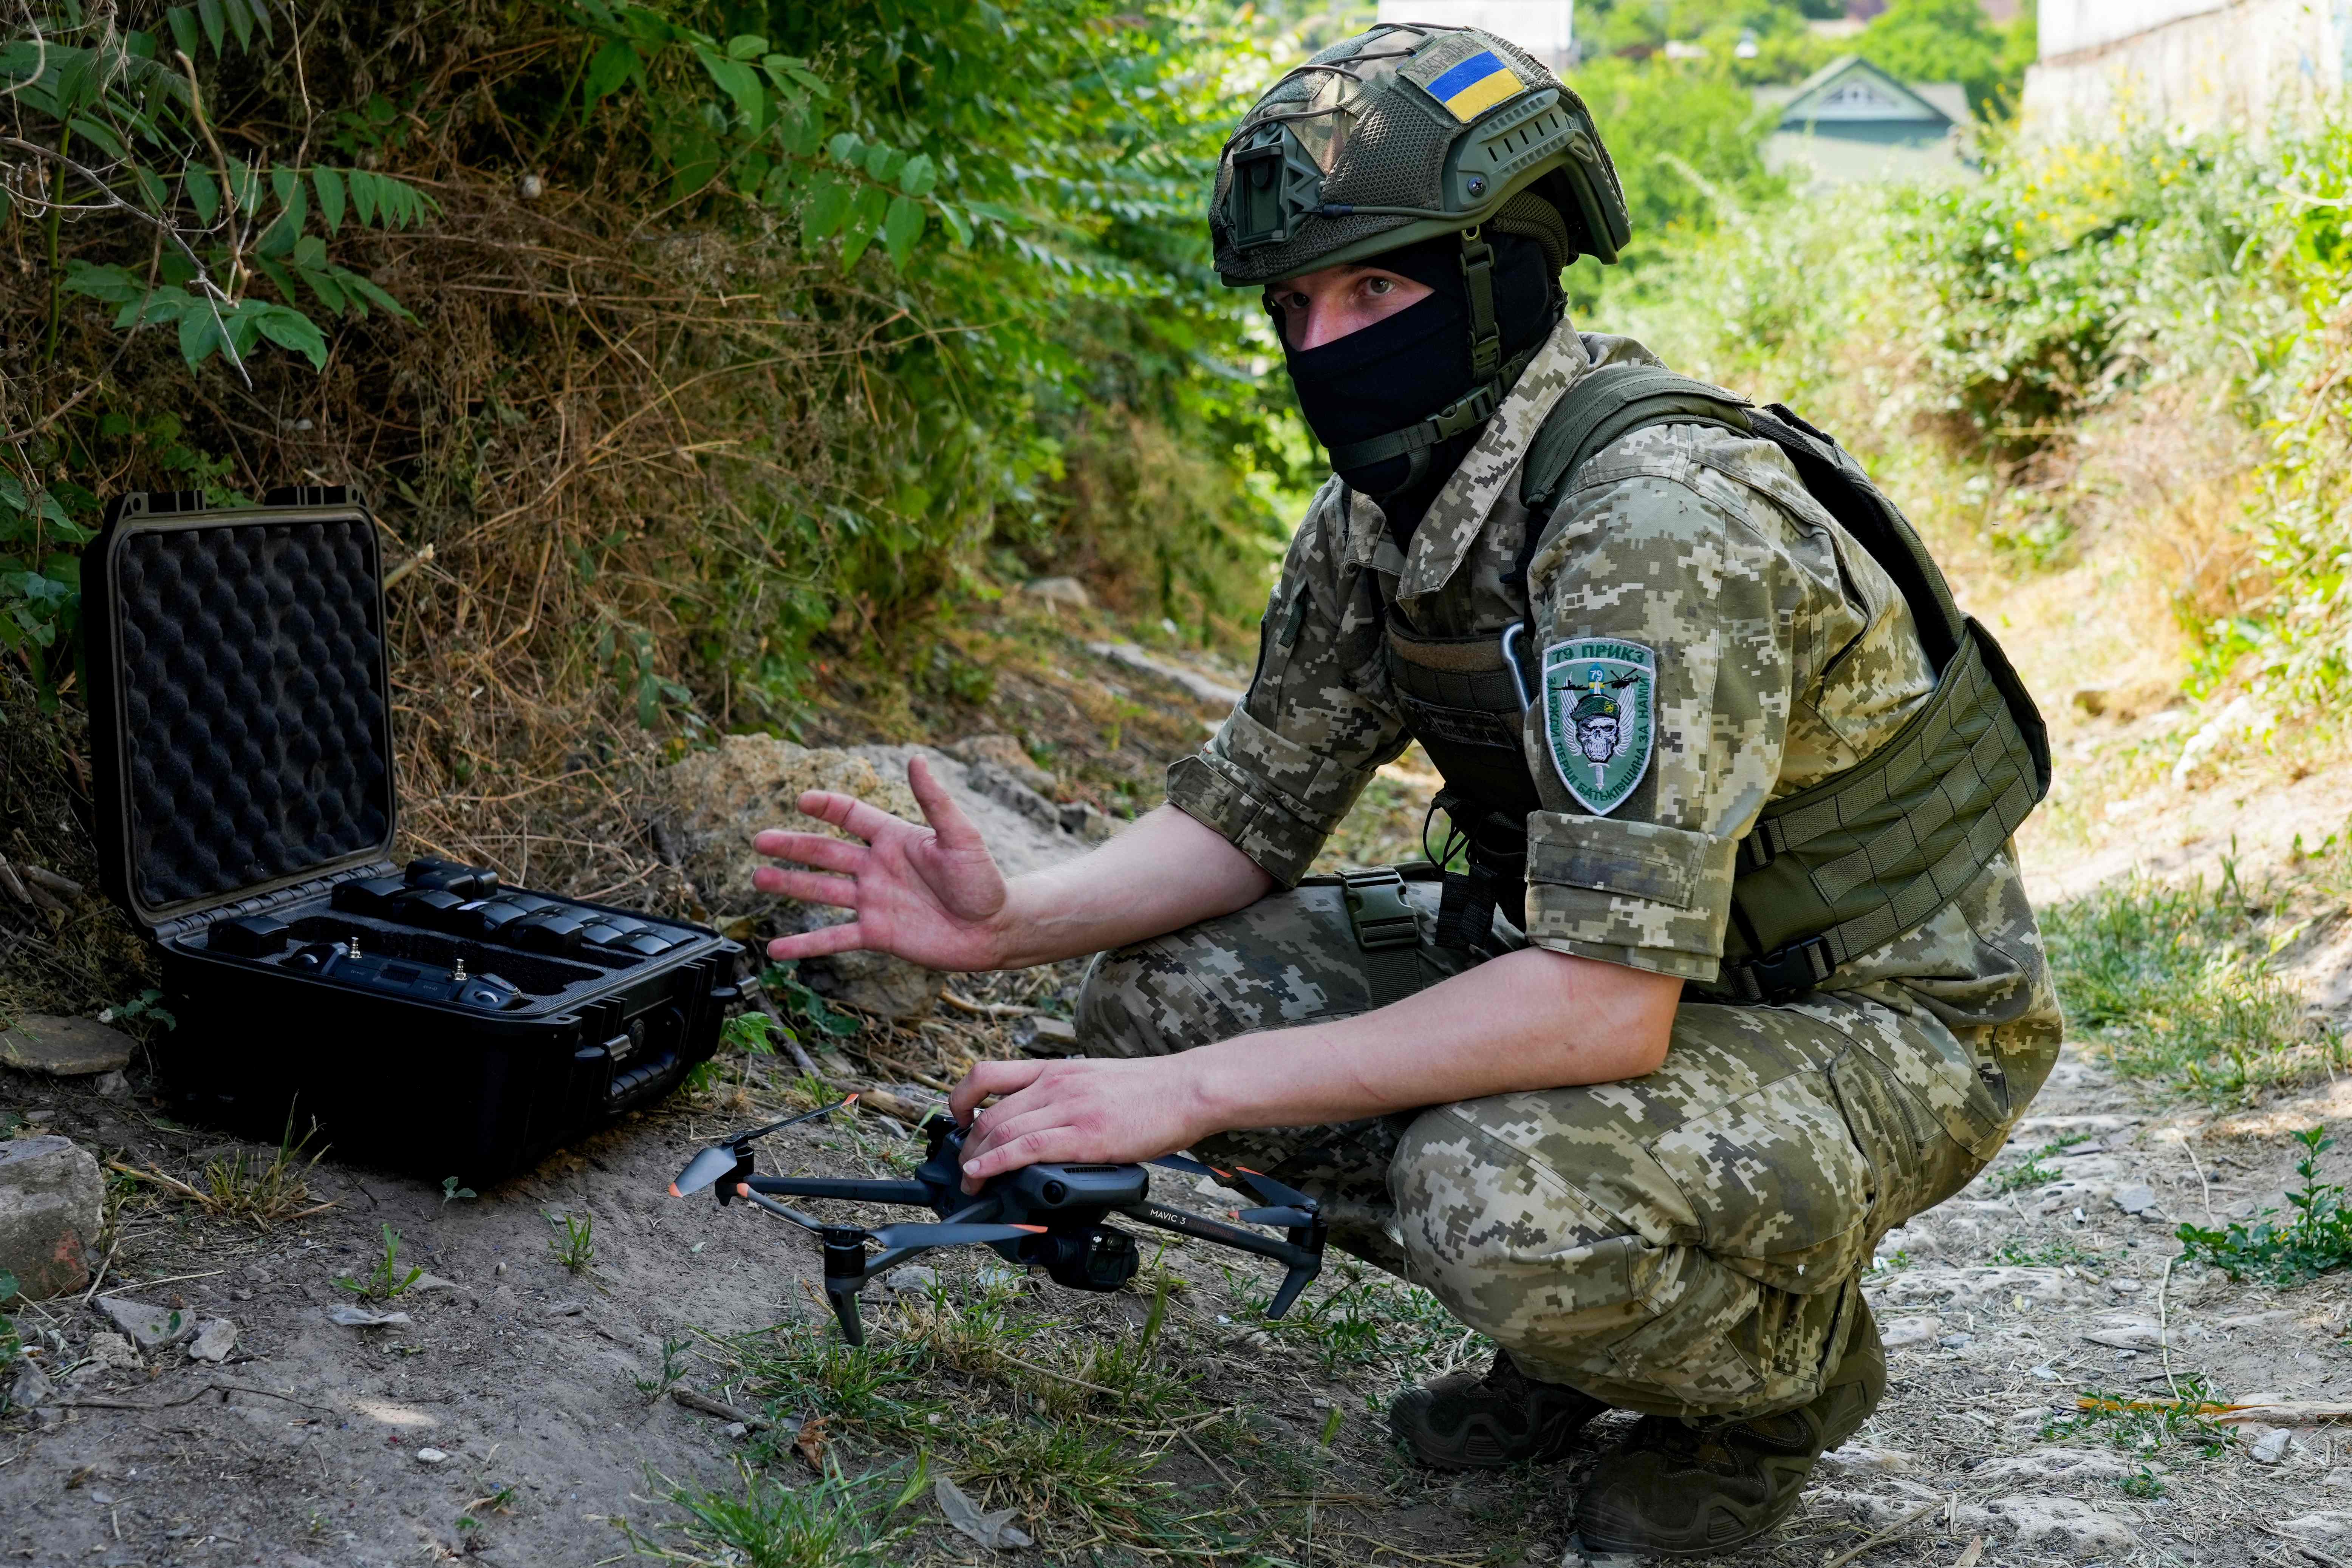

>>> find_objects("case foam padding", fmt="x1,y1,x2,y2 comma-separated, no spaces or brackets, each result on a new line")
115,521,390,906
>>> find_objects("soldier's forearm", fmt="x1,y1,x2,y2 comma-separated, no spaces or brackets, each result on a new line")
1182,947,1680,1132
987,804,1275,968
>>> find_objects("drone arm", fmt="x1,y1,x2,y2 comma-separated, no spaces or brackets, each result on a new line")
1120,1202,1326,1318
744,1176,933,1204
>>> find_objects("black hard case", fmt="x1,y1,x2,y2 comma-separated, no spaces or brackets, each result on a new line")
83,488,737,1184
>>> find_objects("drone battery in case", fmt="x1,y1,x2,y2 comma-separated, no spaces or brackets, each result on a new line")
82,487,741,1185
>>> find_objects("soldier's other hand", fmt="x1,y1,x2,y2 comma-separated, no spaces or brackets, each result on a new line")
950,1056,1210,1194
752,755,1013,972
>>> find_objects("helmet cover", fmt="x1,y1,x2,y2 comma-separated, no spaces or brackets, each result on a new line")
1211,24,1632,288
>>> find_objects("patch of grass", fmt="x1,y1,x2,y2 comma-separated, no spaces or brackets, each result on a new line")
336,1223,424,1300
2177,1126,2352,1286
628,1461,926,1567
2042,1375,2234,1460
1987,1134,2092,1194
2120,1466,2166,1499
2043,870,2333,1101
110,1115,330,1227
1994,1236,2107,1271
548,1211,596,1275
1234,1265,1484,1382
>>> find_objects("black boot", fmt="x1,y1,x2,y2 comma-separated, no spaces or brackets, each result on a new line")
1387,1349,1607,1471
1573,1301,1886,1556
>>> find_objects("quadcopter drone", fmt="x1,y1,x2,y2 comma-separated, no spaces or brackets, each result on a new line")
668,1096,1328,1345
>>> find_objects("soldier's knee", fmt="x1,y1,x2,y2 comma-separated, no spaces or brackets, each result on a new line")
1073,945,1186,1059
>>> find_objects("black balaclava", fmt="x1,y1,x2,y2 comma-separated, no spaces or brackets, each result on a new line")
1279,228,1562,544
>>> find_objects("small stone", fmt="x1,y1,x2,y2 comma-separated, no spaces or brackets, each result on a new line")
1023,1017,1079,1058
324,1304,411,1328
2114,1184,2160,1217
547,1300,587,1317
415,1447,450,1465
6,1356,52,1409
1880,1315,1942,1349
85,1332,138,1372
2110,1279,2142,1294
90,1070,130,1100
96,1296,198,1351
1022,575,1092,610
1822,1444,1917,1474
975,1262,1035,1295
882,1265,941,1297
2253,1427,2296,1466
721,1421,747,1440
1936,1332,1975,1350
408,1274,460,1293
0,1016,133,1076
517,173,545,201
0,1135,102,1300
185,1318,237,1364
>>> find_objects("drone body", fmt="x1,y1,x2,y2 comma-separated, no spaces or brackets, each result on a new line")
670,1099,1328,1344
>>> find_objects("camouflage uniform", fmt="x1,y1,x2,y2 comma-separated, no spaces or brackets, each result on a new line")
1080,317,2064,1420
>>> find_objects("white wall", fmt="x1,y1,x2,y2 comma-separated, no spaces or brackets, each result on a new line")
1371,2,1575,71
2023,0,2352,136
2038,0,2233,59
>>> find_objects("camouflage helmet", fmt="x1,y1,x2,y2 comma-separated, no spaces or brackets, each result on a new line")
1211,24,1631,289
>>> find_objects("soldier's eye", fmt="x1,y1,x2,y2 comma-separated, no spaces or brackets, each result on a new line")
1364,276,1394,297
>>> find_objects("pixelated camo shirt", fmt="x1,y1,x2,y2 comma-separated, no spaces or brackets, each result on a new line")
1167,317,2061,1056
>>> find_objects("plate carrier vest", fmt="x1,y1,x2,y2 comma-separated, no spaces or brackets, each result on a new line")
1373,365,2052,1004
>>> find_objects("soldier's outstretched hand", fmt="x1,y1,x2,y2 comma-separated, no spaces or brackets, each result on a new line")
752,755,1012,972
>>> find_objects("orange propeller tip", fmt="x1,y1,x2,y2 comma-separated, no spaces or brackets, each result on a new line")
844,1092,859,1104
735,1182,751,1196
1015,1224,1048,1233
667,1183,681,1198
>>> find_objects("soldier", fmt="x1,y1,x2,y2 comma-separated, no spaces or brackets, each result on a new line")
752,23,2061,1556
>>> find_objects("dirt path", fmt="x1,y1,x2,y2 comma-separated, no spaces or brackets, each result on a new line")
12,622,2352,1566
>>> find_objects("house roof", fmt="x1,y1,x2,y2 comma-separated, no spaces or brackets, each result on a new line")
1775,54,1962,129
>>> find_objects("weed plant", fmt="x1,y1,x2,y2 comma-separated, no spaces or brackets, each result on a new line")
548,1212,596,1275
336,1223,423,1301
1988,1135,2090,1193
2041,871,2327,1100
2043,1375,2234,1461
2177,1127,2352,1286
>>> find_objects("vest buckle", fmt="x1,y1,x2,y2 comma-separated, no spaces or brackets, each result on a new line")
1342,869,1420,952
1730,933,1836,1005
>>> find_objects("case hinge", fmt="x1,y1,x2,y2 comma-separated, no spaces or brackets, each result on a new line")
149,860,398,943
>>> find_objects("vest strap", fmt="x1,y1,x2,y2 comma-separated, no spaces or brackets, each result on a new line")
1341,868,1423,1010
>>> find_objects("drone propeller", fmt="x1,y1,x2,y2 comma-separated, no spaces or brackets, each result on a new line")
1150,1152,1222,1178
1229,1165,1319,1215
727,1185,1041,1250
1232,1205,1319,1229
866,1221,1046,1250
668,1095,859,1197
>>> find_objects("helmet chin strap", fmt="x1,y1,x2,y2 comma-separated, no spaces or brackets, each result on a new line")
1324,227,1541,496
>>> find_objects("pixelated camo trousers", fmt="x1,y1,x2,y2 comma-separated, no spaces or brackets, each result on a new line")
1076,869,2027,1420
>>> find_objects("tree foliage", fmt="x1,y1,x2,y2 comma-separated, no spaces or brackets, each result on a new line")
0,0,1308,724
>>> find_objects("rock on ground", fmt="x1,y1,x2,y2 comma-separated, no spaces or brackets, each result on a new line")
0,1135,101,1300
0,1014,133,1076
950,734,1055,796
96,1296,200,1351
650,737,945,1019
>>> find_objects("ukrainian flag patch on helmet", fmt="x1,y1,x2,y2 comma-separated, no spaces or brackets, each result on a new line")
1403,36,1524,123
